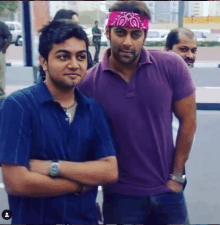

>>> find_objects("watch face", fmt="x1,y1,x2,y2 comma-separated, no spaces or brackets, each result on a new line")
50,163,59,176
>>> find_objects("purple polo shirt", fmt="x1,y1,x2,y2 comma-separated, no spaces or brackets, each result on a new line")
78,48,195,196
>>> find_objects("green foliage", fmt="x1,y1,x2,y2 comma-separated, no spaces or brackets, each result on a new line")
144,42,166,47
0,1,18,13
197,41,220,47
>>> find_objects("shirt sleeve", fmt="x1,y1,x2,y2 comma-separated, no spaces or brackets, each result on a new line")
91,103,116,160
0,96,32,167
171,54,196,101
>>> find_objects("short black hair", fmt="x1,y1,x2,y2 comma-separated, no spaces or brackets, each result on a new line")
38,21,89,61
165,27,196,50
53,9,78,21
109,1,151,21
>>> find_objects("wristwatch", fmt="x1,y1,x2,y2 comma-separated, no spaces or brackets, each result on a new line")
170,174,186,184
48,160,60,177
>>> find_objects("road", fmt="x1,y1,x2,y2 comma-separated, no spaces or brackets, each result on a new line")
5,45,220,64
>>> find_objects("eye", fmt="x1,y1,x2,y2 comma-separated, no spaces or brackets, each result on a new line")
58,55,69,60
132,33,141,38
116,30,124,36
180,48,187,52
77,54,87,61
192,49,197,53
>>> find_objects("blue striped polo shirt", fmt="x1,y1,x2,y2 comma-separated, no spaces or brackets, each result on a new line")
0,81,115,224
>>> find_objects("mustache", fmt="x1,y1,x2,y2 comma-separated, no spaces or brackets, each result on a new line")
119,48,135,54
184,58,195,63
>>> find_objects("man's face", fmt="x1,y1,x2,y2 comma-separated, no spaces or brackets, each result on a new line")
106,26,146,65
171,33,197,68
41,37,87,90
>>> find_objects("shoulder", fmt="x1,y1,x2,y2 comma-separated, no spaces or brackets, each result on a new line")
2,86,35,110
147,49,184,65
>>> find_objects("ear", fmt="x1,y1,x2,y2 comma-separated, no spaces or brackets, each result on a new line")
106,26,110,41
39,55,48,72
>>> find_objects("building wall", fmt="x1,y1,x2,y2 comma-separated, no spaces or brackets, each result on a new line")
32,1,49,34
191,1,203,17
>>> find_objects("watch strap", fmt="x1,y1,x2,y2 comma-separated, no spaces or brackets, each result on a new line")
170,174,186,184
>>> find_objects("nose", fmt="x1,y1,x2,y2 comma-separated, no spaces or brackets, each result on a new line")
123,34,132,47
186,50,193,59
68,57,80,69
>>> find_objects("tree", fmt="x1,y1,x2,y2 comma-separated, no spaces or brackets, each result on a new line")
0,1,18,13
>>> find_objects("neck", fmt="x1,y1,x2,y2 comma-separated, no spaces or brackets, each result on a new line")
44,79,75,106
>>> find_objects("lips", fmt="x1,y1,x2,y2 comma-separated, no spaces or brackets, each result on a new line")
65,73,80,76
184,59,194,64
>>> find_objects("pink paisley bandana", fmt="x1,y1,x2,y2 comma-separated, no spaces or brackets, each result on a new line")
107,11,149,30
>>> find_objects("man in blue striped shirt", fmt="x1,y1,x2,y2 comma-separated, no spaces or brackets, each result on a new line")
0,21,118,224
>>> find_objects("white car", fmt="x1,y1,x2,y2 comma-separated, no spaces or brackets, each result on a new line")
145,30,170,44
192,31,207,42
5,21,22,46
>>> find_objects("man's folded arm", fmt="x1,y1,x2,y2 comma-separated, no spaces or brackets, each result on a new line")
59,156,118,185
1,164,81,197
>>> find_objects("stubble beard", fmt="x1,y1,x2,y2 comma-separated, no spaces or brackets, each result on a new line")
47,68,76,91
110,40,139,66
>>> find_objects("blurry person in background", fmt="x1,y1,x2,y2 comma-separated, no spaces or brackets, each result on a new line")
53,9,79,23
92,21,102,65
0,21,117,224
40,9,93,82
0,21,12,96
165,27,197,68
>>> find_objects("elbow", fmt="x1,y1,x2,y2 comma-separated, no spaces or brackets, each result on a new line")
4,181,26,196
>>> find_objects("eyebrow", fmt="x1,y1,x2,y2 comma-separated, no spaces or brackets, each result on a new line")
179,46,197,49
114,27,142,32
55,50,87,54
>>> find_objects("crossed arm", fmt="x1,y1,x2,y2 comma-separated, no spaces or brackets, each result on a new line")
2,156,118,197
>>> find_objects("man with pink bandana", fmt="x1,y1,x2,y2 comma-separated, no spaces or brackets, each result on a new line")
78,1,196,224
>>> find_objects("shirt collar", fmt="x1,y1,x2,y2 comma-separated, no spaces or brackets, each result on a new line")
35,80,90,110
101,47,152,72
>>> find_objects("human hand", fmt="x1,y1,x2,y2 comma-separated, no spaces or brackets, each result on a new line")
81,185,94,194
167,179,183,193
29,159,50,176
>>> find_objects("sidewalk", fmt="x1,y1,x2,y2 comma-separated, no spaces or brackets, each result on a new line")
0,65,220,110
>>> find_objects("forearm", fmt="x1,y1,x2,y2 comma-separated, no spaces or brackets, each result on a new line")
59,158,118,185
5,171,81,197
172,119,196,175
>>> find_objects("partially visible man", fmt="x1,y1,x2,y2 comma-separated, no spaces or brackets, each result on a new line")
165,27,197,68
53,9,79,23
78,1,196,224
0,21,12,96
0,21,118,224
92,21,102,65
